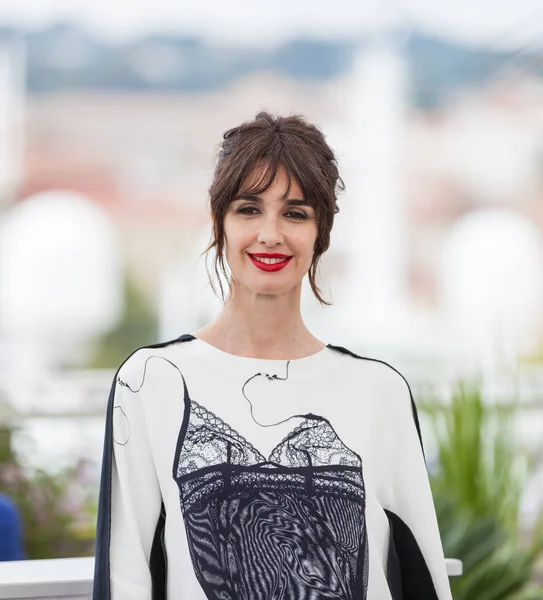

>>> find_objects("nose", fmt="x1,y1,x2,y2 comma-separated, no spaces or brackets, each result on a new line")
257,215,284,247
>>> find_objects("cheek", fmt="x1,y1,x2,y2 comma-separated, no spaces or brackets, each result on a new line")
223,219,240,249
293,235,317,270
301,228,318,255
223,222,252,261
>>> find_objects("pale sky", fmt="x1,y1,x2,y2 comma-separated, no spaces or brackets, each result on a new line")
0,0,542,50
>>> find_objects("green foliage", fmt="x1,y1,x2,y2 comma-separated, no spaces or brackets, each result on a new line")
88,273,158,369
420,381,543,599
0,423,97,559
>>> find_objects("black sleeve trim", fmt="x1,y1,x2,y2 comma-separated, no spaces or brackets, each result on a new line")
150,502,167,600
386,510,403,600
92,334,196,600
92,377,116,600
326,343,425,459
385,509,439,600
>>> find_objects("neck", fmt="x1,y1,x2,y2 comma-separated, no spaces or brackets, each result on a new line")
195,285,323,359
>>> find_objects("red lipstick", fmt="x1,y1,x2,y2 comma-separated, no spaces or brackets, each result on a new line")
251,253,290,258
248,253,292,272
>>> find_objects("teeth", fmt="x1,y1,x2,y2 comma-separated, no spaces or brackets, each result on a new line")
252,256,289,264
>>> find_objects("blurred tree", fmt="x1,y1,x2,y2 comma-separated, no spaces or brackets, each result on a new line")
0,423,96,559
88,273,158,369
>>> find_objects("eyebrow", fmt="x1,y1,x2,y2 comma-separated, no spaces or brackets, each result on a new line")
233,193,312,207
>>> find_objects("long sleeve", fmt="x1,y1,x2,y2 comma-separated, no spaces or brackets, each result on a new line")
385,372,453,600
93,352,165,600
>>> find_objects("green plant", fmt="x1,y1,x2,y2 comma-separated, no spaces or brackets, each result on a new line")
420,381,543,599
0,423,97,559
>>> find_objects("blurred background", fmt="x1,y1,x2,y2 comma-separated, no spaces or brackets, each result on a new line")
0,0,543,596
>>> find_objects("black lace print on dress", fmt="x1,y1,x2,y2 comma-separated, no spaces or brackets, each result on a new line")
173,399,369,600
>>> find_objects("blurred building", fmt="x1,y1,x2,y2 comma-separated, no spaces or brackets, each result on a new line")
0,39,25,206
19,73,338,293
406,77,543,311
10,46,543,362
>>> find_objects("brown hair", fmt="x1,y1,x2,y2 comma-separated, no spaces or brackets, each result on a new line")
204,111,343,305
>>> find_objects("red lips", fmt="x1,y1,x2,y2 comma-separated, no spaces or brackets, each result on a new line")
250,253,291,258
248,253,292,272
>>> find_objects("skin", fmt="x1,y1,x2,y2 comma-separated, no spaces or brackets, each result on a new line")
194,165,326,359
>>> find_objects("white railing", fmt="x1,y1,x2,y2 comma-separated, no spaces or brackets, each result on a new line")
0,557,462,599
0,557,92,599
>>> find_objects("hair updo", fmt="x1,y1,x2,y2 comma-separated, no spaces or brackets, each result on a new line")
204,111,344,305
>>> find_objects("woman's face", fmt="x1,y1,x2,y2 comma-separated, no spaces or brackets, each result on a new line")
223,165,318,299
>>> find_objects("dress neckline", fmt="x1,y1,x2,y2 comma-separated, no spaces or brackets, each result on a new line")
189,335,332,364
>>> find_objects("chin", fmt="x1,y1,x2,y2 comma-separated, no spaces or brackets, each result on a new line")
250,284,288,296
251,279,303,297
231,265,308,297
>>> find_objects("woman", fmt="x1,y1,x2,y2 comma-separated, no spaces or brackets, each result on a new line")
93,112,452,599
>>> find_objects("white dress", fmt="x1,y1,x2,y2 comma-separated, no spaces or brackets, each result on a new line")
92,334,452,600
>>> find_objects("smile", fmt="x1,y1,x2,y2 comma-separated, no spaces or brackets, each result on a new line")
248,254,292,272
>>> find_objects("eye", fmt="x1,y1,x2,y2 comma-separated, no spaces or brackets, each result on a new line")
285,211,308,221
236,206,260,216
